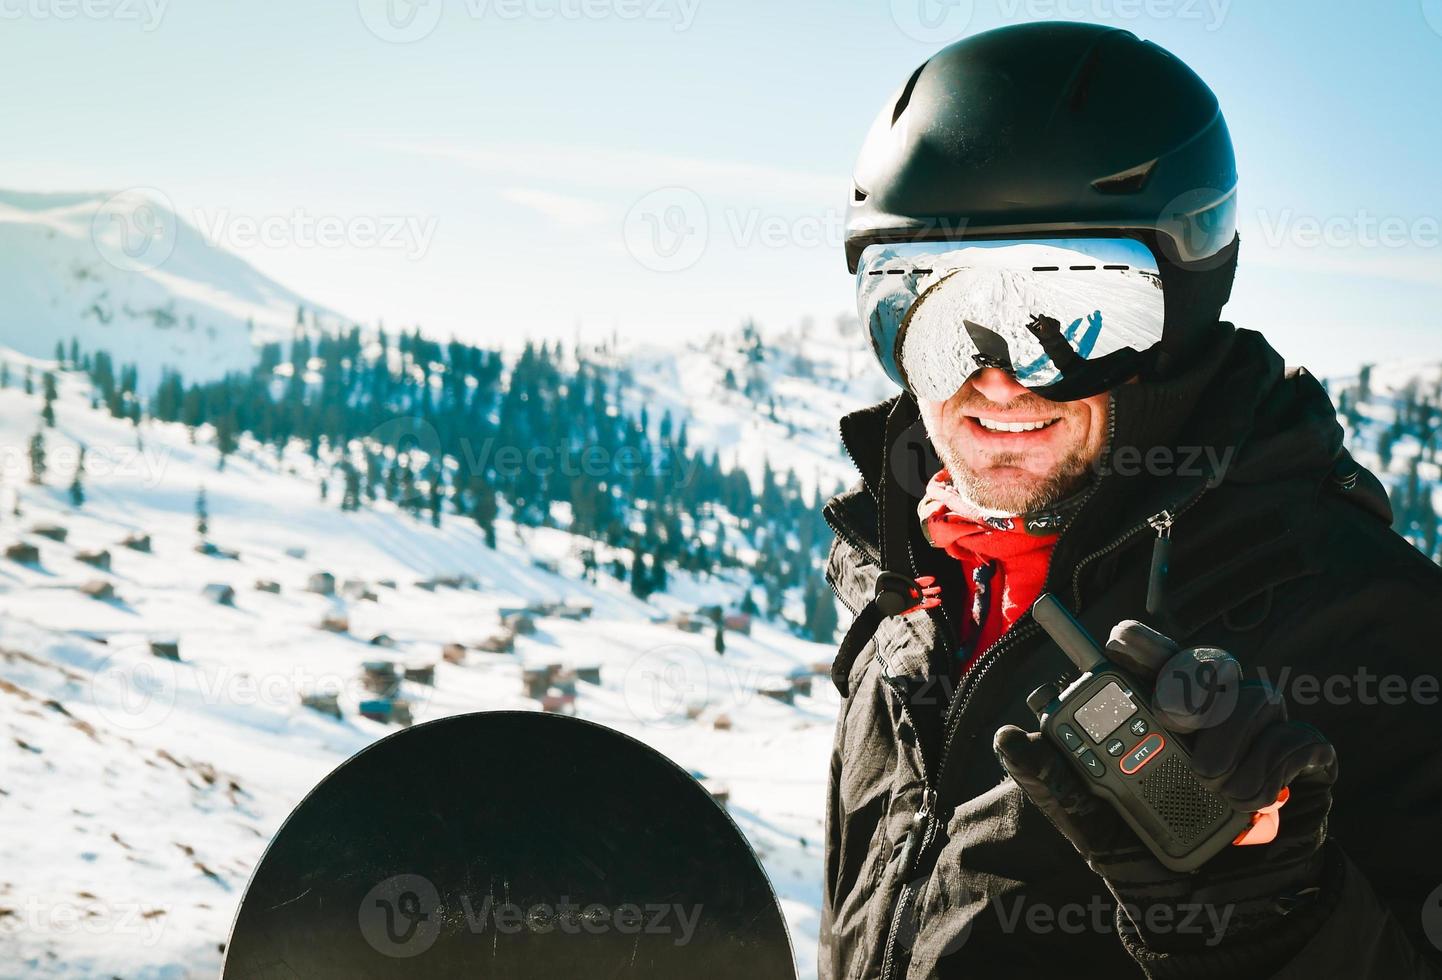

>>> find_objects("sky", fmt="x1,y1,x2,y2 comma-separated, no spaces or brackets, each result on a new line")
2,0,1439,375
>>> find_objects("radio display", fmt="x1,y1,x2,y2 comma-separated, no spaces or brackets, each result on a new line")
1074,682,1136,742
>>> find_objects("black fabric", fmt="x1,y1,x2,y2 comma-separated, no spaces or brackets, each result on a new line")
817,325,1442,980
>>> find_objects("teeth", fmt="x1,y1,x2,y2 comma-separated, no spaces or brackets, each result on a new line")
976,417,1059,433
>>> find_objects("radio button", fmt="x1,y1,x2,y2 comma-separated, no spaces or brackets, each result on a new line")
1079,750,1105,778
1120,733,1166,775
1056,724,1084,752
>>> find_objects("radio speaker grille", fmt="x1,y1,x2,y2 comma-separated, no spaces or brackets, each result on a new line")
1137,755,1228,846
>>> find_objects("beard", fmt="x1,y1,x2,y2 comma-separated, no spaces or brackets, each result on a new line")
930,386,1099,515
937,440,1093,515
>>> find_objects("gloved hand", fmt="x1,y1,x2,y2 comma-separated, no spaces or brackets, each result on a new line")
994,620,1339,972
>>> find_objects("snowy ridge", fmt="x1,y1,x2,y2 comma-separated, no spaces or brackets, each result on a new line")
0,190,342,387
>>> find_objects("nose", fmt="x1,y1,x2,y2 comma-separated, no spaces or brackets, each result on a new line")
965,368,1031,405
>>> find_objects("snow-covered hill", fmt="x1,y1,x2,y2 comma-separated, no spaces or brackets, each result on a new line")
0,355,840,978
0,190,341,386
597,316,893,501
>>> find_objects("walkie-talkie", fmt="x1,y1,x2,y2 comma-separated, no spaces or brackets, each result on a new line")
1028,593,1251,872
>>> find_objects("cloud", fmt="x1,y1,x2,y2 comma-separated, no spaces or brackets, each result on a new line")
498,187,610,228
367,138,848,204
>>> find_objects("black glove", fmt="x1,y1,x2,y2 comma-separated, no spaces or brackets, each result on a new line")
994,620,1339,975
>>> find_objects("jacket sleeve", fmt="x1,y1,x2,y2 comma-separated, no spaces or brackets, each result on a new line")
1119,842,1442,980
1122,550,1442,980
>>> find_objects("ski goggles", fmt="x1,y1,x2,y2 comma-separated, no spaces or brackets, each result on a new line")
856,237,1166,403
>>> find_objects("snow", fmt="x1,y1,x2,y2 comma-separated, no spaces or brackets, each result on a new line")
0,355,841,979
0,190,345,387
856,240,1164,398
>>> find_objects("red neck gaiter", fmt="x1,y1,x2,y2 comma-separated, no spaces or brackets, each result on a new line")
918,469,1060,678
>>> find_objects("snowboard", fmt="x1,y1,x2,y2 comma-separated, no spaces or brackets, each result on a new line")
222,710,797,979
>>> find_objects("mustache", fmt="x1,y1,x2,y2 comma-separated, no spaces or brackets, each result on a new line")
949,389,1064,416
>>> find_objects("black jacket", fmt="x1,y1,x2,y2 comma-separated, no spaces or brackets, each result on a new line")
818,325,1442,979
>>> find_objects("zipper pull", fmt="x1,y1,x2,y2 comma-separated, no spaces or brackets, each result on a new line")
896,786,937,876
1145,510,1173,617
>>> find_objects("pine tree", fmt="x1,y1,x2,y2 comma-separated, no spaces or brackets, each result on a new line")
804,572,839,642
340,461,361,511
41,372,57,427
630,551,651,599
428,468,443,528
215,411,238,468
470,474,499,547
196,487,209,537
27,431,46,485
68,446,86,507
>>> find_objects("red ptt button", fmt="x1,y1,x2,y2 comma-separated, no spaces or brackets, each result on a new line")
1119,732,1166,775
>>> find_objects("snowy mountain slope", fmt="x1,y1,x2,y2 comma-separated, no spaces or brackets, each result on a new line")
600,316,894,501
0,355,839,978
0,190,342,386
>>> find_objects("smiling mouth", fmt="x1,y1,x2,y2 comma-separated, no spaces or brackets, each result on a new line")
971,416,1061,433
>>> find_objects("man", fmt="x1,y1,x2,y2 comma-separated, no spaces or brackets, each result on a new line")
819,22,1442,980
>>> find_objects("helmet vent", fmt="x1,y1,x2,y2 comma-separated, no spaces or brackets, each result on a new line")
1092,158,1158,195
890,60,929,126
852,185,869,204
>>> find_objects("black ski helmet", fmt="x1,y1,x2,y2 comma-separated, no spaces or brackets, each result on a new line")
846,22,1240,384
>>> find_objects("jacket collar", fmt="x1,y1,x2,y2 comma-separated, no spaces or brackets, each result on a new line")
825,325,1385,636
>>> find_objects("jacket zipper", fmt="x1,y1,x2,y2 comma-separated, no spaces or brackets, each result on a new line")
877,495,1214,974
